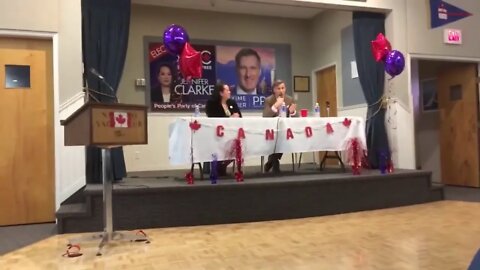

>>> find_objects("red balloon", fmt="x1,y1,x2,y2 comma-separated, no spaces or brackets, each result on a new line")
179,42,202,80
371,33,391,62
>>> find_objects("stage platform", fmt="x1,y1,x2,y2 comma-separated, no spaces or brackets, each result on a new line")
56,164,444,234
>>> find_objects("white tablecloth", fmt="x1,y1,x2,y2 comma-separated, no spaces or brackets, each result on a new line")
168,117,366,165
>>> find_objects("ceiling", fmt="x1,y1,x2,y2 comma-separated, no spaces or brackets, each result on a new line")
131,0,324,19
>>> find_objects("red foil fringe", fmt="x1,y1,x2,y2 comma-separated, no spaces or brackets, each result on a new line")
185,171,194,185
234,138,244,182
347,138,364,175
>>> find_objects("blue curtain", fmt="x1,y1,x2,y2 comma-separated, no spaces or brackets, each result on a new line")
352,12,390,168
82,0,131,182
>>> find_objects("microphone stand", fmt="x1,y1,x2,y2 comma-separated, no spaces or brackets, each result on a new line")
89,68,118,103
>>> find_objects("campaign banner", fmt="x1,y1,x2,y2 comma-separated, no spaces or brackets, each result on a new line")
148,42,277,112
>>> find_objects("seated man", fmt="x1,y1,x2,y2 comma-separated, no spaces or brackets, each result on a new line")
262,79,296,173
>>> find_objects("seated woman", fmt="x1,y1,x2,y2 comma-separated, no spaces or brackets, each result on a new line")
205,82,242,175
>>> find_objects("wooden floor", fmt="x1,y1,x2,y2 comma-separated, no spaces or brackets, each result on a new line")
1,201,479,270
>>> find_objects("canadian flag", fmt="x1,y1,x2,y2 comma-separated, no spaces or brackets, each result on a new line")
109,112,131,128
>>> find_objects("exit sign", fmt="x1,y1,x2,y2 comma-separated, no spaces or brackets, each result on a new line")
444,29,462,44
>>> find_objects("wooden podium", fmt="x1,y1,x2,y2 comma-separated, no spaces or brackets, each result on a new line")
61,102,149,256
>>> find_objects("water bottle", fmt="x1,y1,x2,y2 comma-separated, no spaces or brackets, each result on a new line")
314,102,320,117
194,104,200,117
280,102,287,117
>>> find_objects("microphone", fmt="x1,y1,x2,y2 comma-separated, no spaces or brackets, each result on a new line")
90,68,105,80
88,67,118,102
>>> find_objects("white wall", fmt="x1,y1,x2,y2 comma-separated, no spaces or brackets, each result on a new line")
58,0,84,103
0,0,58,32
311,10,352,108
56,93,86,208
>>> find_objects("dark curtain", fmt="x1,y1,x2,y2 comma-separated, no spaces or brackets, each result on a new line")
82,0,131,182
352,12,389,168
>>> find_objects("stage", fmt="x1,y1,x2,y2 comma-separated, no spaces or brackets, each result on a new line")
56,164,443,234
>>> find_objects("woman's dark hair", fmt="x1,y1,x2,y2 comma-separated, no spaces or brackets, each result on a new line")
211,81,226,103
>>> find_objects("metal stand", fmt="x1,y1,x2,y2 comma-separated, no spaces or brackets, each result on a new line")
67,148,149,256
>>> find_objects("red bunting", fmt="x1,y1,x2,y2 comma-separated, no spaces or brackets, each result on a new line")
326,123,334,134
237,128,246,139
216,125,224,137
265,129,274,140
286,128,294,140
305,126,313,138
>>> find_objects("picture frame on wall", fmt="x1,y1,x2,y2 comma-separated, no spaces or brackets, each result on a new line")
420,78,439,112
293,76,310,92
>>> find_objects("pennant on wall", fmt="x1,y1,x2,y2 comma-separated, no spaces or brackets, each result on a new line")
430,0,472,29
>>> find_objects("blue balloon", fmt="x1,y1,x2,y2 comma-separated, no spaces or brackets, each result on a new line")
384,50,405,78
163,24,189,55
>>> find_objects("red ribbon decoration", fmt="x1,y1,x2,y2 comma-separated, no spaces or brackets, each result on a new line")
347,138,363,175
185,171,194,184
326,123,334,134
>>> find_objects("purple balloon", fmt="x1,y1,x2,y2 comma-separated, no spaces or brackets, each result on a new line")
163,24,189,55
384,50,405,77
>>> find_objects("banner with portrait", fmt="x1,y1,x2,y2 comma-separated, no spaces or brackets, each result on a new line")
147,41,282,112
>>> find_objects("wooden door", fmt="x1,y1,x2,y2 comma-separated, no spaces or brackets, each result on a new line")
0,38,55,225
316,65,338,166
437,63,480,187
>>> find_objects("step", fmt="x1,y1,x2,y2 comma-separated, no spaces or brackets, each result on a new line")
429,183,445,202
56,203,88,218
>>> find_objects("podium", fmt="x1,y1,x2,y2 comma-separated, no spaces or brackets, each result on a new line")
61,102,148,256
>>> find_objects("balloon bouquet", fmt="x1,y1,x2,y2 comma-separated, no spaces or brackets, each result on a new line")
371,33,404,78
163,24,202,80
369,33,404,174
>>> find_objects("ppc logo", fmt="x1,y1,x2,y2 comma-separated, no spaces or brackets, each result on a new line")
201,50,212,65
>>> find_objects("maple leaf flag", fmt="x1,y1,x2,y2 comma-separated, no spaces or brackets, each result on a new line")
109,112,131,128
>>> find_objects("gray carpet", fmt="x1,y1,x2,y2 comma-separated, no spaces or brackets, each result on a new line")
444,186,480,202
0,223,56,255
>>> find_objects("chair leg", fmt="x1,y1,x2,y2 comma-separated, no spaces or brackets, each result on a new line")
232,160,236,173
198,163,204,180
261,156,264,173
335,151,346,172
298,153,303,169
291,153,295,172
